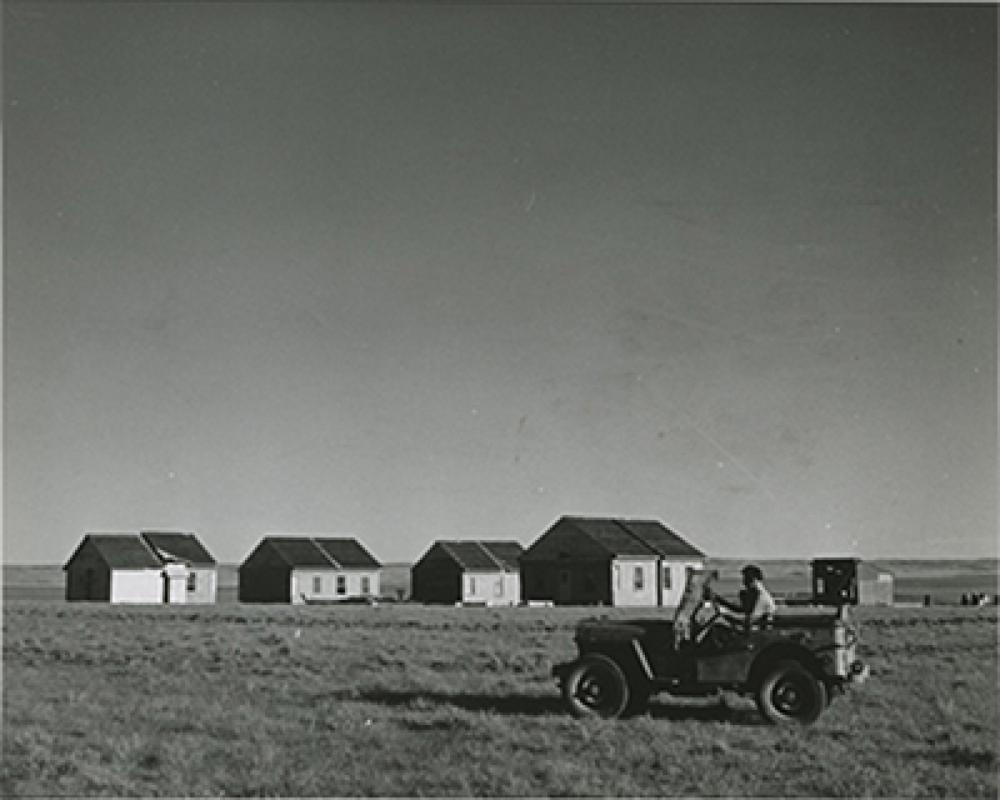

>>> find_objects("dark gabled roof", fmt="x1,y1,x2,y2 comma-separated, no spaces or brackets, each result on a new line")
257,536,381,569
140,532,216,566
614,519,705,558
434,540,523,571
314,538,381,569
478,541,524,570
65,534,163,570
525,516,705,560
570,518,655,556
438,542,500,570
260,537,334,567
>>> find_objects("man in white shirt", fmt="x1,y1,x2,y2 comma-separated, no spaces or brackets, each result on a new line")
715,564,776,630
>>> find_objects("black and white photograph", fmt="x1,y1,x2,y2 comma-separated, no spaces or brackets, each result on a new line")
3,1,997,796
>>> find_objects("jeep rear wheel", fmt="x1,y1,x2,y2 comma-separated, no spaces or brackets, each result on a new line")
756,660,828,725
562,654,630,719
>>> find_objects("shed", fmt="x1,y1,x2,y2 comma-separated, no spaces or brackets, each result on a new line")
411,540,524,606
238,536,382,603
858,562,895,606
812,557,895,606
64,531,217,604
520,516,706,607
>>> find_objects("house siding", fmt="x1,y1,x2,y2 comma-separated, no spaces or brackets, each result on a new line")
109,569,164,604
411,547,462,604
238,565,291,603
291,569,380,603
186,567,218,604
521,555,702,607
521,558,611,605
460,570,520,606
611,558,659,606
65,542,112,601
662,560,706,607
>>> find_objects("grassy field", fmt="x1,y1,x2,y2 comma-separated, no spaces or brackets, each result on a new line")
2,600,997,797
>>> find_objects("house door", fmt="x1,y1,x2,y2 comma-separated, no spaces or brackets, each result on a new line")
556,568,572,605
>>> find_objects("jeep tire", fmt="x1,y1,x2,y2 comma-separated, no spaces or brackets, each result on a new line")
756,660,828,725
562,654,631,719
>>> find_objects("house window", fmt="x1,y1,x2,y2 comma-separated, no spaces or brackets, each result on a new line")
336,576,347,595
633,566,645,591
663,568,671,590
495,578,504,597
313,576,323,594
187,572,197,592
469,576,477,594
361,576,371,595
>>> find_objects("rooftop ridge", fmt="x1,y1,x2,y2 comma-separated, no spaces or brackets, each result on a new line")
474,541,505,570
612,518,659,556
309,537,342,569
436,541,466,569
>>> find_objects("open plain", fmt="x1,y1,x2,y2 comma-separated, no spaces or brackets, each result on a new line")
2,599,997,797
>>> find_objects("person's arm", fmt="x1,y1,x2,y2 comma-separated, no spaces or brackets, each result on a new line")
712,591,741,612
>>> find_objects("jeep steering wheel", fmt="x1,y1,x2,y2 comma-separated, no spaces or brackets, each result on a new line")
691,598,725,643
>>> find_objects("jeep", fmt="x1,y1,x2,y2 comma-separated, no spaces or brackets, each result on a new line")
552,568,869,724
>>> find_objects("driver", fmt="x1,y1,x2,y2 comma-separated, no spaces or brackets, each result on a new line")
713,564,776,630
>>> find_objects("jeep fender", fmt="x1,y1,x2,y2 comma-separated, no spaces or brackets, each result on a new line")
584,639,654,682
747,643,823,691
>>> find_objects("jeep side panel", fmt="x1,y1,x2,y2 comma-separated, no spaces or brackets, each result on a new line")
695,648,755,684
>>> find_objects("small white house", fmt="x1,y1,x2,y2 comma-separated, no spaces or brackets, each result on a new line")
520,516,706,607
410,541,524,606
238,536,382,604
64,532,218,604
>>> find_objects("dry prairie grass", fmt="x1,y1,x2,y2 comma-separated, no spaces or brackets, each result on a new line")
2,602,997,797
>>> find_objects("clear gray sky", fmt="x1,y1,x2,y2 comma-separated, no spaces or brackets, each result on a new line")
4,2,996,565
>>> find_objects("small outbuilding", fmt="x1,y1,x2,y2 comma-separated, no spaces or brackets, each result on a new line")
812,557,894,606
64,531,218,604
238,536,382,604
410,540,524,606
520,516,706,607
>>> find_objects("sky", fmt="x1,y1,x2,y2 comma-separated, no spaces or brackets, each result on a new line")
3,2,997,566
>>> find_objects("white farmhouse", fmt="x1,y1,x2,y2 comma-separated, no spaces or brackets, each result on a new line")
238,535,382,604
64,532,218,604
520,516,706,607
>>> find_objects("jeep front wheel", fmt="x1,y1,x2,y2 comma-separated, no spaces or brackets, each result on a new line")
562,654,630,719
756,660,828,725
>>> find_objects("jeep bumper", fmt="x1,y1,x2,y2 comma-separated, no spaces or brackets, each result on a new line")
847,659,870,684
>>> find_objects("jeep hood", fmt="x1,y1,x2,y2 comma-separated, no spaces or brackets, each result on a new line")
575,617,674,645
